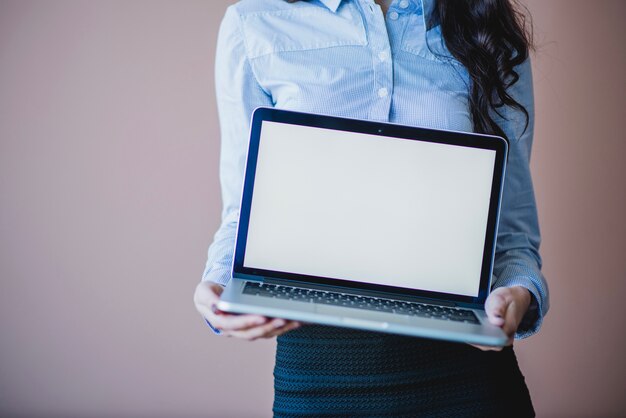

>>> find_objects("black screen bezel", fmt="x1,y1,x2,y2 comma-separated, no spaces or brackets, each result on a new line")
233,107,508,307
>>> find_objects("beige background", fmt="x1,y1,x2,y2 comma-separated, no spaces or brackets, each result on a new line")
0,1,624,417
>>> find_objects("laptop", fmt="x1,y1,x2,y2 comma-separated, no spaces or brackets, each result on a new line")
217,107,509,346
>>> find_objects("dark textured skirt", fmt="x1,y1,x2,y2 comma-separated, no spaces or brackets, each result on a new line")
273,325,534,418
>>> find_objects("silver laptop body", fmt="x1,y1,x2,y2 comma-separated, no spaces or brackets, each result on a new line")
218,107,509,346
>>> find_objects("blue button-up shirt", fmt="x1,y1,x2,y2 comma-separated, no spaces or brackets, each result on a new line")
202,0,549,338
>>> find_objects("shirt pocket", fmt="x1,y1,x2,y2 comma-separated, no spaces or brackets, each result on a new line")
401,15,460,65
241,5,367,59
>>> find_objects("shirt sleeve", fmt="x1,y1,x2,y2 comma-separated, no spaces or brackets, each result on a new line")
490,57,550,339
202,6,273,288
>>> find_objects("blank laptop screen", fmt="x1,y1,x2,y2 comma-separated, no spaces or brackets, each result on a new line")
243,121,496,297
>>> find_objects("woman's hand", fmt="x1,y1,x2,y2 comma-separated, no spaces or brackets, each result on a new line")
194,281,301,340
472,286,532,351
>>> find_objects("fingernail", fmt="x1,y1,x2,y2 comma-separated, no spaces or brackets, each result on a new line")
255,317,266,325
274,319,285,328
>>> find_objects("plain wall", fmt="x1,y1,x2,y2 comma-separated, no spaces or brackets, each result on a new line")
0,1,624,417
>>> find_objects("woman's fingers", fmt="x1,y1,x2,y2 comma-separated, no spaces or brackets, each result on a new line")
195,299,268,332
486,286,531,339
193,281,221,321
227,318,294,340
264,321,302,339
194,281,302,340
194,281,268,331
210,312,268,332
193,281,221,312
469,342,503,352
472,286,532,351
501,298,523,339
484,289,508,327
470,289,513,351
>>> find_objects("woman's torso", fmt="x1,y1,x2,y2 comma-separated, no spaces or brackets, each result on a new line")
225,1,535,416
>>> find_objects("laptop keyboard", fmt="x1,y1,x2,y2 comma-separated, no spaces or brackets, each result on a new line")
242,282,479,324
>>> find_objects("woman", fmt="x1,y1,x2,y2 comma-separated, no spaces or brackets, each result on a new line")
194,0,549,416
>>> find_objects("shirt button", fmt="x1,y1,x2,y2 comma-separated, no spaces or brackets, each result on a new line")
399,0,409,8
378,87,389,98
378,51,388,61
388,11,399,20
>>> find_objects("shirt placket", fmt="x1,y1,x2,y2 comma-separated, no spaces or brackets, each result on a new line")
358,0,393,121
358,0,418,122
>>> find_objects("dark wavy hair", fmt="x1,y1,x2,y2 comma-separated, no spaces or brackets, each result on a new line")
436,0,533,138
286,0,533,139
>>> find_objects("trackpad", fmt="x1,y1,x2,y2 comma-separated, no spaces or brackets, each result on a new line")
315,304,409,324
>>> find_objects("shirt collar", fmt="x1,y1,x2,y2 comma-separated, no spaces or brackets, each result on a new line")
318,0,342,13
420,0,438,28
318,0,437,28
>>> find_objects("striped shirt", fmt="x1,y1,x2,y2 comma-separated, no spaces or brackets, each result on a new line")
202,0,549,338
